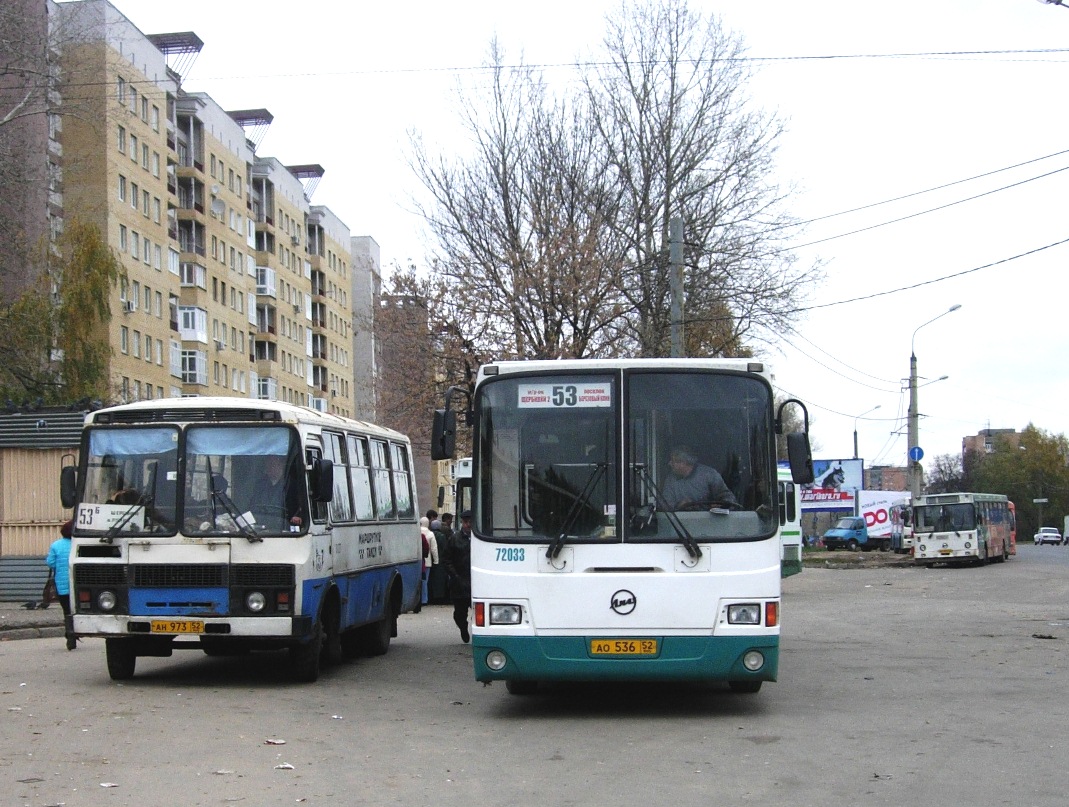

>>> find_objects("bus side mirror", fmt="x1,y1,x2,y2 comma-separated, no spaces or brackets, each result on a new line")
60,466,78,509
431,409,456,461
311,458,334,502
786,433,814,485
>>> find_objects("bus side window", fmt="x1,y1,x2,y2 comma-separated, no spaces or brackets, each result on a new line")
307,447,328,523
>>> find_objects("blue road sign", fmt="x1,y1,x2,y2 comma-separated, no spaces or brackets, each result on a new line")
908,446,924,462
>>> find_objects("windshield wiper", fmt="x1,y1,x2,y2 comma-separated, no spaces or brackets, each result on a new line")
99,499,144,544
208,470,262,543
635,465,702,560
546,463,606,560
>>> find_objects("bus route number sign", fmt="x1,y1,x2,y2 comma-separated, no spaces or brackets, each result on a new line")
518,383,611,409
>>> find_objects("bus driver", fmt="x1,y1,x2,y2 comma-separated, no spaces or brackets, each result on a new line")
661,446,738,511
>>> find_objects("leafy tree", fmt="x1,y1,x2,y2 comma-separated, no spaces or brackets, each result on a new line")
967,425,1069,538
0,218,121,404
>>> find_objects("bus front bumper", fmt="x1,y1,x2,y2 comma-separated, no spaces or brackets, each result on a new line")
72,614,312,639
472,634,779,684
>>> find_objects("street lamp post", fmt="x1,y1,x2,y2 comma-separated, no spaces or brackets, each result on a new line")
853,405,881,460
908,304,961,497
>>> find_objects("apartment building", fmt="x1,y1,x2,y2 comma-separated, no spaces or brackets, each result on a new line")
9,0,364,411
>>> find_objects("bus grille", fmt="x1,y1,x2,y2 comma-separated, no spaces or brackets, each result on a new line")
132,564,228,587
74,565,128,586
232,564,294,587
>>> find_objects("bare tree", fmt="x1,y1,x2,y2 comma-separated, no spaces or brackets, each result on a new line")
410,40,628,361
584,0,818,357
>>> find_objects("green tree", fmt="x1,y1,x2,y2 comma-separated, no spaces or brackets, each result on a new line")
0,218,121,404
968,425,1069,538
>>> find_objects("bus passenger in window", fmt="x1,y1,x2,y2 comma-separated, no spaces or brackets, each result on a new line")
661,446,738,511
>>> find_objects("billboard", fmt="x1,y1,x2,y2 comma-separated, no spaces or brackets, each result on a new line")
858,490,911,538
800,458,864,512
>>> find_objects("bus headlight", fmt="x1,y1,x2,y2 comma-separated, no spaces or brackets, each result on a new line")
489,604,522,625
486,650,508,671
918,544,927,552
964,541,971,549
743,650,765,671
728,604,761,625
245,592,266,613
98,590,117,611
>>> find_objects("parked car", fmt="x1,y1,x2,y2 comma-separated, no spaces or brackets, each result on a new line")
1034,527,1061,546
822,516,889,551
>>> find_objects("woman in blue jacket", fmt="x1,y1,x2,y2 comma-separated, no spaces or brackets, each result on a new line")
46,520,75,650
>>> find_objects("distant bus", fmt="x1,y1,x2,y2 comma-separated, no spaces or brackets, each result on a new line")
778,466,802,577
889,502,913,553
60,397,421,682
912,492,1013,567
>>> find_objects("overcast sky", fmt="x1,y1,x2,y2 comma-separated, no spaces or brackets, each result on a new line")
96,0,1069,473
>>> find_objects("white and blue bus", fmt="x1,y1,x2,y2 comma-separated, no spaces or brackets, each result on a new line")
60,397,421,682
432,359,813,694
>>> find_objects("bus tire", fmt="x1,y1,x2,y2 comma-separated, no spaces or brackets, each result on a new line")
729,680,762,694
340,628,362,660
322,598,343,665
105,638,137,681
505,679,538,696
290,619,323,683
363,599,396,657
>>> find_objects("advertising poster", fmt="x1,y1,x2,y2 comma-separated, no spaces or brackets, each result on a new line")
858,490,911,538
800,458,864,512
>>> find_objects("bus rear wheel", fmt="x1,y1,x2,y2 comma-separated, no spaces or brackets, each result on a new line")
105,638,137,681
362,599,396,657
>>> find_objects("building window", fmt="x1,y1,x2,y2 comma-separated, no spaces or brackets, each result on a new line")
152,152,160,177
120,326,129,354
151,105,159,132
118,175,126,202
117,125,126,153
130,134,138,162
119,225,127,251
116,77,126,104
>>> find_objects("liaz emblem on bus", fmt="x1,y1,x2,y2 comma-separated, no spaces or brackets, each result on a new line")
517,383,611,408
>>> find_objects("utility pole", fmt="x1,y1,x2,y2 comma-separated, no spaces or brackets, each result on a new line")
669,216,683,358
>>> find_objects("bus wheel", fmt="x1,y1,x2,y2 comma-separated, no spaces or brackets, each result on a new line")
322,602,343,665
290,620,323,683
363,601,396,657
105,638,137,681
340,628,361,660
505,679,538,696
729,680,762,694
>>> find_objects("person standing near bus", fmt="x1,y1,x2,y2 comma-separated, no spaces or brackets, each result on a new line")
46,520,76,650
442,510,473,642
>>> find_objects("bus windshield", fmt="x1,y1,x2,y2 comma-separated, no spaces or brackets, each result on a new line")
76,424,307,538
914,503,976,533
475,369,775,543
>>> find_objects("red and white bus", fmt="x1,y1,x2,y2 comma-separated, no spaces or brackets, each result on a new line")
912,492,1013,567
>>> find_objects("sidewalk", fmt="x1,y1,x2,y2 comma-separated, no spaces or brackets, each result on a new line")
0,600,66,641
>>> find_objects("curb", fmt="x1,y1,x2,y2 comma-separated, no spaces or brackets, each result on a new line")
0,626,66,642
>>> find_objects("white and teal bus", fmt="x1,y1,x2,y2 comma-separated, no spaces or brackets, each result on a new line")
912,492,1013,567
60,397,421,682
432,359,813,695
778,466,803,577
